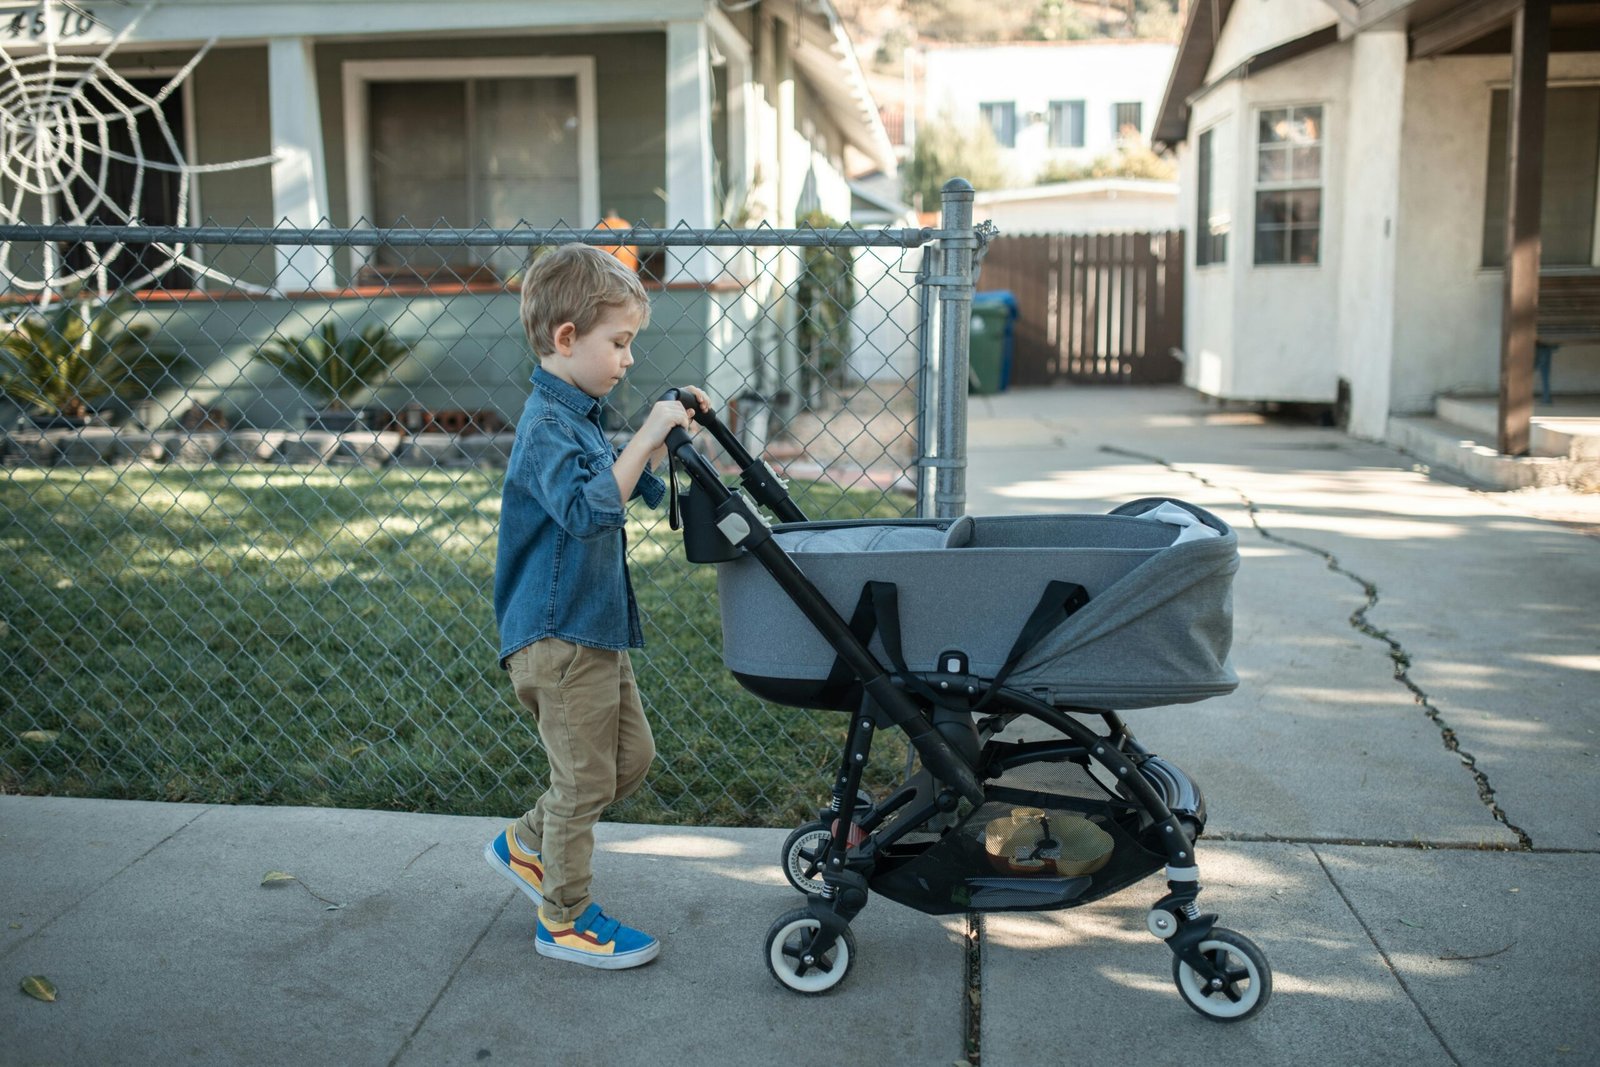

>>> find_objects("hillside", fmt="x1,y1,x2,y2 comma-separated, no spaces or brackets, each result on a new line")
834,0,1185,73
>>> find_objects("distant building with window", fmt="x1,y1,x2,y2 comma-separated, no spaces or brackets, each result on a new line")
914,40,1177,185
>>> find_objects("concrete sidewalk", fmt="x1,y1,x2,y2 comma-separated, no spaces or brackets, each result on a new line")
4,384,1599,1065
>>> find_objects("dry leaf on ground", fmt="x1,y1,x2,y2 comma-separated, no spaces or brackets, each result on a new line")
20,975,56,1002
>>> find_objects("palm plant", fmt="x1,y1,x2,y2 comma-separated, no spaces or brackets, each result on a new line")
254,321,412,413
0,294,183,422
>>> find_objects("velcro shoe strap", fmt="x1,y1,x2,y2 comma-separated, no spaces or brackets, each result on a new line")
573,905,620,944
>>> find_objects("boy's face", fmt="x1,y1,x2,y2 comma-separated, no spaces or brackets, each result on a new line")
544,303,645,399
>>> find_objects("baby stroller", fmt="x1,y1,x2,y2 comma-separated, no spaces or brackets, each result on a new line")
659,390,1271,1021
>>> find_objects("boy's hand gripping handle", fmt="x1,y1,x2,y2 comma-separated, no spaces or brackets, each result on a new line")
658,387,804,524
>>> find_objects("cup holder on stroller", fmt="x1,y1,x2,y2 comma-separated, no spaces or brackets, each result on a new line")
870,784,1166,915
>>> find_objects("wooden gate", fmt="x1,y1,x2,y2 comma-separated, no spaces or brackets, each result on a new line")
977,231,1185,386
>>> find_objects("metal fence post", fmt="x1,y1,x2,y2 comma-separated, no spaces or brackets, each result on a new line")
933,177,976,519
913,242,935,517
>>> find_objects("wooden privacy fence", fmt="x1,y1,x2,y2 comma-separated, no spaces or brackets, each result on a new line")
978,231,1185,386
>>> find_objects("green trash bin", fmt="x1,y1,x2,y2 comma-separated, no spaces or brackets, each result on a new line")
968,292,1017,394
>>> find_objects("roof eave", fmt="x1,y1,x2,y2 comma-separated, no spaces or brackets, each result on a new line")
1153,0,1234,150
780,1,898,174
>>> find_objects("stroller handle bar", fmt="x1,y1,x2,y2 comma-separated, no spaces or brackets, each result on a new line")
656,387,985,806
660,387,804,523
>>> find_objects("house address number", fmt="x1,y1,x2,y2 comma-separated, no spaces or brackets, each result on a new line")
6,5,98,39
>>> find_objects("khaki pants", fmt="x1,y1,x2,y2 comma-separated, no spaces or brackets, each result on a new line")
506,638,656,923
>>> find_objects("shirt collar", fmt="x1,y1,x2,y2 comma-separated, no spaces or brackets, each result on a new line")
532,366,602,420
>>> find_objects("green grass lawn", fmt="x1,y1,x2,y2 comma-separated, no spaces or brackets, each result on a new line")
0,462,913,827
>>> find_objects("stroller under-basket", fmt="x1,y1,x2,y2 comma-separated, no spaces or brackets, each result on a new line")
659,390,1271,1020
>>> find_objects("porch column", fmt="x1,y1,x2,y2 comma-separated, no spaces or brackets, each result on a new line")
1338,31,1406,441
267,37,335,291
666,20,714,279
1498,0,1550,456
774,19,796,227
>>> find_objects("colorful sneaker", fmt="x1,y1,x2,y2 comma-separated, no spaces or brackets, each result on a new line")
484,823,544,905
536,903,660,970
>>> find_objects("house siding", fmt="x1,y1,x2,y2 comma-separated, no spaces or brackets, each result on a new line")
191,47,276,289
1209,0,1337,81
1181,38,1348,403
315,32,668,229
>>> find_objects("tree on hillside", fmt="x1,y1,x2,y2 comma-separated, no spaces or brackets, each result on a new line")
907,0,1036,42
843,0,1185,48
900,115,1009,211
1036,143,1177,184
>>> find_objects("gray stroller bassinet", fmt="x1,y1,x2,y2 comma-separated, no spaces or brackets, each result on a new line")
716,498,1238,712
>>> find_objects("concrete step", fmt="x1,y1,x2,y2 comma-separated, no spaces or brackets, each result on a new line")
1434,395,1600,459
1386,414,1600,490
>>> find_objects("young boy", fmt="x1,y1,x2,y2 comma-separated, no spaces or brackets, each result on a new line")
484,243,707,969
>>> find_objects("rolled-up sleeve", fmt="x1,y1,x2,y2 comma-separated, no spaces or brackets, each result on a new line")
524,416,626,539
630,460,667,509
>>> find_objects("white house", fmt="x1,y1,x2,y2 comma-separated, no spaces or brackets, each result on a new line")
918,39,1178,186
973,178,1179,235
1154,0,1600,458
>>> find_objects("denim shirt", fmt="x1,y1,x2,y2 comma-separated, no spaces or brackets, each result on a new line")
494,368,667,663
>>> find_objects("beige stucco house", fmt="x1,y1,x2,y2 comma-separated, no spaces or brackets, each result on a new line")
1155,0,1600,461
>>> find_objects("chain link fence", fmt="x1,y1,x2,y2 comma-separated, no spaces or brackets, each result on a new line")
1,203,987,827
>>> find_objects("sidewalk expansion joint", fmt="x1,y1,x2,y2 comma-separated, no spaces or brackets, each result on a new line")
963,912,982,1066
385,890,514,1067
1099,445,1535,851
1311,846,1463,1067
0,801,211,962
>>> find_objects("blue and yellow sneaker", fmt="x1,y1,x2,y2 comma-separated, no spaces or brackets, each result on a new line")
484,823,544,905
536,903,659,970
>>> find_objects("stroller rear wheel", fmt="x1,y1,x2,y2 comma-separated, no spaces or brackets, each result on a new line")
1172,927,1271,1021
765,909,856,994
780,821,831,895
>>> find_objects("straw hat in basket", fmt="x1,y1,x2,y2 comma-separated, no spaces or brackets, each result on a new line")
983,807,1114,877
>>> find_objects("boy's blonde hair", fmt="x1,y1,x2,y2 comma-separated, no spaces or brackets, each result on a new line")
520,244,650,358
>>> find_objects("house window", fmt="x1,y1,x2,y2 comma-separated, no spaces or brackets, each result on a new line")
1048,100,1085,148
980,101,1017,148
58,75,191,289
344,58,598,281
1197,127,1227,266
1254,105,1323,266
1113,101,1143,142
1482,87,1600,267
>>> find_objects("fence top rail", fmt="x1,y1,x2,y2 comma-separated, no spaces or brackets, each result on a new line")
0,223,949,249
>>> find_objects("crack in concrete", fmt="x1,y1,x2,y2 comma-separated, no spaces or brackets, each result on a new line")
1098,445,1535,851
1311,845,1463,1066
964,912,983,1065
1210,832,1598,853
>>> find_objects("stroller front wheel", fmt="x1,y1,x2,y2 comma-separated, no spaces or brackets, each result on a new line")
1172,927,1272,1022
765,909,856,994
780,821,832,895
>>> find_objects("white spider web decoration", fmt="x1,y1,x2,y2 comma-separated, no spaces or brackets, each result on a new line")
0,0,278,296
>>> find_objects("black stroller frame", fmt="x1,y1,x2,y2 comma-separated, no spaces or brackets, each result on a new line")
660,390,1271,1020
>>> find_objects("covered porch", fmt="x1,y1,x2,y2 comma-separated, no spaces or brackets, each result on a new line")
1376,0,1600,457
